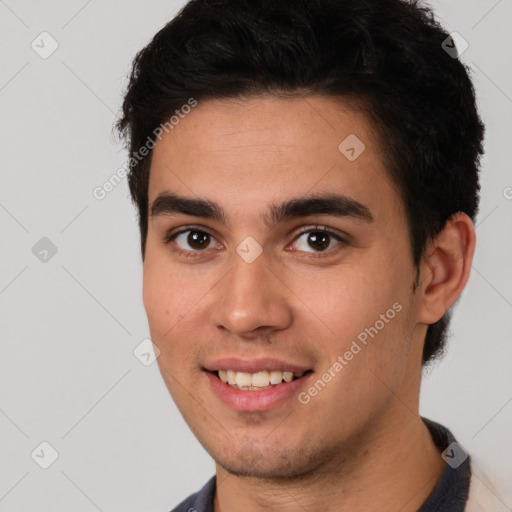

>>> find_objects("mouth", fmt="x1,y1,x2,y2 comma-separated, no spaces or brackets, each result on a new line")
211,369,312,390
202,357,314,411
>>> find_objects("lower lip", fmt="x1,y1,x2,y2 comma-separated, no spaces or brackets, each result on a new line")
204,371,312,412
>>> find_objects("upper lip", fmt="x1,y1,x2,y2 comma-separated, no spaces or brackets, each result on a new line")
203,357,312,374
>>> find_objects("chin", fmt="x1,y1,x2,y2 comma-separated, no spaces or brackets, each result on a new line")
212,442,326,480
218,460,305,479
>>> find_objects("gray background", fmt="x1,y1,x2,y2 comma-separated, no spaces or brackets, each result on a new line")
0,0,511,510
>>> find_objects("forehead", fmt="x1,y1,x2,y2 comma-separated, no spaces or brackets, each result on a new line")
148,95,403,226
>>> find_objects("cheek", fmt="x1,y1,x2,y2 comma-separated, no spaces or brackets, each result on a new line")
142,264,200,400
292,264,403,337
290,257,415,382
142,252,213,366
297,274,414,426
142,261,171,335
142,248,197,333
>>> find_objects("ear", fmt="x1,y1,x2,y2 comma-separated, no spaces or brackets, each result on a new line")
416,212,476,325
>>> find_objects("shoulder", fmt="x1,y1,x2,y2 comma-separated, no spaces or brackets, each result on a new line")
169,476,216,512
465,457,512,512
170,492,198,512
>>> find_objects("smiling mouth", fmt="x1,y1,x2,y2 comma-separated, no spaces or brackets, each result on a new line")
211,369,313,390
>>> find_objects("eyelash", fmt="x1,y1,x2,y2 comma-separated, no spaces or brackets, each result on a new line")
163,225,348,259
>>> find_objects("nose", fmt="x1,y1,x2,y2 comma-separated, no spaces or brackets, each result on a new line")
211,252,293,339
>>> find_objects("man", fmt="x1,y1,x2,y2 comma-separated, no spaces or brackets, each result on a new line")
115,0,501,510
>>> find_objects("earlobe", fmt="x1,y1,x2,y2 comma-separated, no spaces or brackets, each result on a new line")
417,212,476,324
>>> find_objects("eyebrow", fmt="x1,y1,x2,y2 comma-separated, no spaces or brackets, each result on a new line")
150,191,374,228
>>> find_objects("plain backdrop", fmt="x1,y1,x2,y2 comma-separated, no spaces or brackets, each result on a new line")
0,0,511,510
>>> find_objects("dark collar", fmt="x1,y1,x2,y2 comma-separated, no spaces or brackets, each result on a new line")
418,417,471,511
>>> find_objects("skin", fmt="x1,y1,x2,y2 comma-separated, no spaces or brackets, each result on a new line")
143,95,475,511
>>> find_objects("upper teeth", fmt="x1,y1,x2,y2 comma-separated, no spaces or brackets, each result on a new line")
218,370,304,389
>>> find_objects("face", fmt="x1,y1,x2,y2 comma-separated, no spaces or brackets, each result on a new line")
143,95,424,478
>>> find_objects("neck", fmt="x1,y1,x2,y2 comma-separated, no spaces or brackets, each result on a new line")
213,405,445,512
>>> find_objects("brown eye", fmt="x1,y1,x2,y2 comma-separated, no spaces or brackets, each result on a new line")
187,231,211,250
171,229,217,251
292,228,345,253
307,232,330,251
